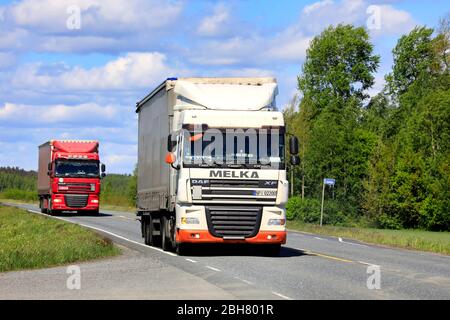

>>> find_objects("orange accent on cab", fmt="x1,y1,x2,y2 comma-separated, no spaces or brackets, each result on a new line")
176,229,286,244
165,152,176,164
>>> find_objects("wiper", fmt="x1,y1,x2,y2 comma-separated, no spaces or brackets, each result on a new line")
198,159,222,167
226,163,248,168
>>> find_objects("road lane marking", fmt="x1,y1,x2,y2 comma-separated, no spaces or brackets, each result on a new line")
295,247,354,263
338,237,368,247
357,261,380,267
206,266,221,272
272,291,293,300
233,277,253,285
314,237,324,240
185,258,197,263
26,209,177,257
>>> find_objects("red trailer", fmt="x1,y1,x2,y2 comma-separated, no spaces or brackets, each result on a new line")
38,140,106,215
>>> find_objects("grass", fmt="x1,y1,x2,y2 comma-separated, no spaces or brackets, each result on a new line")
0,205,120,272
287,220,450,255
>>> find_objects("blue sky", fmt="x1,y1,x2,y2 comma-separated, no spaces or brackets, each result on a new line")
0,0,448,173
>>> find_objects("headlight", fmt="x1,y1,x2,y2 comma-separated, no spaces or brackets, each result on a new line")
181,217,200,224
268,218,286,226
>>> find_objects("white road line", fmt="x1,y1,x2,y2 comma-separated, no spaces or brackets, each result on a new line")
272,291,293,300
185,258,197,263
338,237,368,247
206,266,221,272
314,237,324,240
233,277,253,285
357,261,380,267
27,209,177,257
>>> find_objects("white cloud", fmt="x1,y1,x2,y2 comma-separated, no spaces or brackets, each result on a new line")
0,52,16,69
0,102,120,127
11,52,173,91
371,4,416,35
197,3,230,37
303,0,334,15
7,0,182,35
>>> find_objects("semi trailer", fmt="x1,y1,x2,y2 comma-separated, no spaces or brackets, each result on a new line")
135,77,299,255
38,140,106,215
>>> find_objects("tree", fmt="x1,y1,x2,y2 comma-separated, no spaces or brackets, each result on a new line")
296,24,380,216
364,20,450,231
298,24,380,115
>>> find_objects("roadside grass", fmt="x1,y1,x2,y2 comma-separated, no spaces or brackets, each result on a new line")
287,220,450,255
0,205,120,272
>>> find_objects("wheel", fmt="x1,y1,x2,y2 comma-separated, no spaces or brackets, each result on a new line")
264,244,281,256
161,216,173,252
144,217,153,246
176,243,186,255
89,209,100,216
39,198,47,213
140,218,145,238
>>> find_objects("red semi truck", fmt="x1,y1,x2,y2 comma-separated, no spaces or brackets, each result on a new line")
38,140,106,215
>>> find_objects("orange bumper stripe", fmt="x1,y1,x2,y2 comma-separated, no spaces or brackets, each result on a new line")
176,229,286,244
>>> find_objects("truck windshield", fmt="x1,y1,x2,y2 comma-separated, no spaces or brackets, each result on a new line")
182,127,285,169
55,160,99,177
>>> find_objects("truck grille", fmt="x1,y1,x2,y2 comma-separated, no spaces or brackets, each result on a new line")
64,194,88,208
191,179,277,203
59,183,93,193
206,206,262,238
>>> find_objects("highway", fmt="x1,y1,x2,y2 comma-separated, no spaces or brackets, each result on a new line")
1,202,450,300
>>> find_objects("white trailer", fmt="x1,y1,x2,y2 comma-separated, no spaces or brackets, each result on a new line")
135,77,299,255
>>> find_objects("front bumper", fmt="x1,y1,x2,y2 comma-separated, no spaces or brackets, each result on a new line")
176,229,286,244
51,193,99,211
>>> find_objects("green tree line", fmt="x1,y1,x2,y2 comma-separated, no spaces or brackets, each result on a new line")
286,18,449,231
0,166,137,207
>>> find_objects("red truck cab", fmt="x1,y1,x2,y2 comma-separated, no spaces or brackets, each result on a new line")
37,140,106,215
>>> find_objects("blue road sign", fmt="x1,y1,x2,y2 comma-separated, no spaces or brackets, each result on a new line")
324,178,335,186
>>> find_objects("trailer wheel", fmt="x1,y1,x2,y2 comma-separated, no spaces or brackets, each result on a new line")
144,217,153,246
161,216,172,251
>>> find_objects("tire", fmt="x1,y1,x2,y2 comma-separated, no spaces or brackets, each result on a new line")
176,243,188,256
144,217,153,246
161,216,172,252
39,198,47,214
264,244,281,257
89,209,100,216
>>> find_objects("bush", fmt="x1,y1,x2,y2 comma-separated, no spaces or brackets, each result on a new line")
286,196,359,226
0,188,37,201
286,196,321,223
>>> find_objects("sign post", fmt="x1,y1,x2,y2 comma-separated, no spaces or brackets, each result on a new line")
320,178,335,226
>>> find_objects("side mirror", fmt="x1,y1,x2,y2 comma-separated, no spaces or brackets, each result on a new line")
101,163,106,173
101,172,106,178
289,136,299,155
167,134,177,151
48,162,52,171
290,155,300,166
47,171,51,176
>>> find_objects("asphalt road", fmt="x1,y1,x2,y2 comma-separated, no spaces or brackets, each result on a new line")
2,202,450,300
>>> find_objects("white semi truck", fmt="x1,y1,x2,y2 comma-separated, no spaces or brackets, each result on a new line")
135,77,299,255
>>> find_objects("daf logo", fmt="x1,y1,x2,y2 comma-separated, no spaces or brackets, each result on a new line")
209,170,259,178
264,181,277,186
